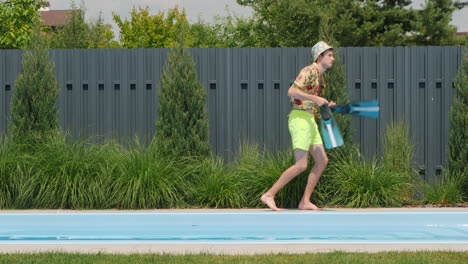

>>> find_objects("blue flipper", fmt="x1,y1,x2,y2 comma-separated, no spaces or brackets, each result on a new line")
320,104,344,149
331,100,380,119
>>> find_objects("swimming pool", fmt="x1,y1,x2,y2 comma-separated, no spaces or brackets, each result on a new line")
0,212,467,244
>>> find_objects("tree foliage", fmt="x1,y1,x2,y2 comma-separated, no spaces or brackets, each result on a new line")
9,32,59,143
237,0,324,47
46,2,119,49
152,29,210,158
48,9,88,48
412,0,467,45
188,19,223,48
87,12,120,49
0,0,42,49
237,0,467,47
113,6,191,48
325,0,415,46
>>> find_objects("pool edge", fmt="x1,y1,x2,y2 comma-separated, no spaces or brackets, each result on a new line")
0,243,467,254
1,208,467,213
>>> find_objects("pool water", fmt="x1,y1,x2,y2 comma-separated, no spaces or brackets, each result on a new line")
0,212,467,244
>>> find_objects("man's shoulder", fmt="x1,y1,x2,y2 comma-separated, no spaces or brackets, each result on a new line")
300,63,319,74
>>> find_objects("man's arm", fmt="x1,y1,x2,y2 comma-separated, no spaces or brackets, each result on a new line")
288,86,334,106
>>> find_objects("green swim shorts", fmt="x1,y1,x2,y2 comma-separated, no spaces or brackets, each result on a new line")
288,110,323,151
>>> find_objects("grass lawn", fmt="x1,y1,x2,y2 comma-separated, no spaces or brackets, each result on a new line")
0,252,467,264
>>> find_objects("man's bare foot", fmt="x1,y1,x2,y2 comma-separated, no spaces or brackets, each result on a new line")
261,194,282,211
298,201,322,210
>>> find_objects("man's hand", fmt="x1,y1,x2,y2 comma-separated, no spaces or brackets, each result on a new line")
314,97,329,106
314,97,336,107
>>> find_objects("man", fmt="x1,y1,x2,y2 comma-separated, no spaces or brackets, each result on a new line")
261,41,335,211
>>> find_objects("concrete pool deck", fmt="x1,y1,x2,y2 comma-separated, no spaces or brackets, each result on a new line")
0,208,467,254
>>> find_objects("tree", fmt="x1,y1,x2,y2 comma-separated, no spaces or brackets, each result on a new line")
151,29,211,158
87,12,121,49
9,31,59,143
191,11,268,48
46,1,89,49
237,0,324,47
324,0,416,46
113,6,191,48
46,6,119,49
412,0,468,45
0,0,42,49
237,0,467,47
48,9,88,48
237,0,416,47
188,18,223,48
448,43,468,199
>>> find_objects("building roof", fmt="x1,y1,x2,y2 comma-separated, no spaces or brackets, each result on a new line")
39,10,77,27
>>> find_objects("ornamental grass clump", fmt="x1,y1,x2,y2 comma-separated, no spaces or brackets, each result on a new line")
231,142,316,208
0,138,23,208
186,156,245,208
13,136,119,209
108,145,191,209
326,119,416,207
381,119,418,202
230,143,278,208
420,43,468,204
422,176,464,204
327,148,411,207
261,149,310,208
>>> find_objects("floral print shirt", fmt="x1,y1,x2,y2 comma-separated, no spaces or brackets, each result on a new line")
290,62,324,112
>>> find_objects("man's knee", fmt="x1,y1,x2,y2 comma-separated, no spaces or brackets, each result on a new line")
323,156,329,166
316,155,328,170
294,161,308,173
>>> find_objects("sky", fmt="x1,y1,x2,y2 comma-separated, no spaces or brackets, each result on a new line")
45,0,468,36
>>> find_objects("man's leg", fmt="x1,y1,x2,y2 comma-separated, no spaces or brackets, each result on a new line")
261,149,309,211
298,144,328,210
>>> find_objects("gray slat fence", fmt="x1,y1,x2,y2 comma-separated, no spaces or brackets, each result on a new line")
0,47,463,182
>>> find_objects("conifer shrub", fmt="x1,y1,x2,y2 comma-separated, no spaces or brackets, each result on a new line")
9,31,59,144
151,30,210,158
319,19,352,144
447,44,468,200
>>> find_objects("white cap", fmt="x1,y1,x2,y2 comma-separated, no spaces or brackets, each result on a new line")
311,41,333,62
